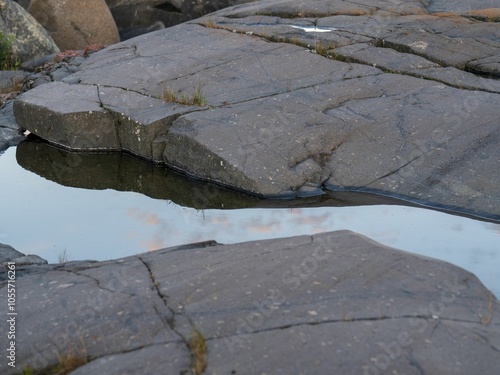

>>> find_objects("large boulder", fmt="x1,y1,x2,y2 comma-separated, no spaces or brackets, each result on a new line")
0,0,59,65
28,0,120,50
0,231,499,374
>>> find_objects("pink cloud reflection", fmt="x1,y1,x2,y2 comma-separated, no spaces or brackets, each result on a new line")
127,208,160,225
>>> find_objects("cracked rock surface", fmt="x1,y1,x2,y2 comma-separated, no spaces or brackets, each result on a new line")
12,0,500,219
1,231,499,374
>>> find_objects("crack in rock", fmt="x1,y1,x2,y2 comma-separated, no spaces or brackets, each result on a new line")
207,314,493,342
137,255,201,373
59,268,136,296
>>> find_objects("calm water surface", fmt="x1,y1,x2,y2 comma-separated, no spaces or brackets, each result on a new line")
1,143,499,297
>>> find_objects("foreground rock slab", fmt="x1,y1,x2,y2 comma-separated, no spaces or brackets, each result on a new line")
13,0,500,220
0,231,499,374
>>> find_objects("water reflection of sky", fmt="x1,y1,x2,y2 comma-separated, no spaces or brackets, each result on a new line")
1,147,499,297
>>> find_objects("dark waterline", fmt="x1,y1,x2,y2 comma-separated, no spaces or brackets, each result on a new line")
1,140,499,297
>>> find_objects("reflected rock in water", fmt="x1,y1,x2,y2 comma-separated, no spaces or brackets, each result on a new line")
16,138,426,211
16,139,262,209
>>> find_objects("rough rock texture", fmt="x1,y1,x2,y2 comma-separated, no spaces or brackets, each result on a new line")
0,231,498,374
28,0,120,50
12,0,500,220
0,0,59,64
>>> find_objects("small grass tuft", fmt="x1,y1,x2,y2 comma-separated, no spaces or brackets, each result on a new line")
162,85,207,106
202,19,218,29
56,247,70,264
190,85,206,106
21,340,88,375
0,32,18,70
50,352,88,375
163,87,178,103
313,40,331,57
189,328,207,375
479,291,494,325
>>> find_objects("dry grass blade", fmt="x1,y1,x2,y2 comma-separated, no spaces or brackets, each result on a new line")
189,328,207,375
162,85,207,106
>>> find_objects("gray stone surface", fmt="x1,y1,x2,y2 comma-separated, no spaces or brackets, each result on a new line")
0,231,498,374
12,0,500,220
0,0,59,64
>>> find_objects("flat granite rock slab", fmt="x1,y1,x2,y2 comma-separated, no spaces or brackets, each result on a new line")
66,24,325,104
1,231,498,374
161,71,430,196
141,231,498,338
12,0,500,219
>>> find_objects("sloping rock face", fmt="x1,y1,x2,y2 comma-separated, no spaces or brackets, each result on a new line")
13,0,500,220
0,0,59,64
1,231,499,374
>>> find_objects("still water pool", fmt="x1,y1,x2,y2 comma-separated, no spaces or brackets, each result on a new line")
1,140,499,297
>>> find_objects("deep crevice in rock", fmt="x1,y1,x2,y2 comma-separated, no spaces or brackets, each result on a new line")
137,255,201,373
